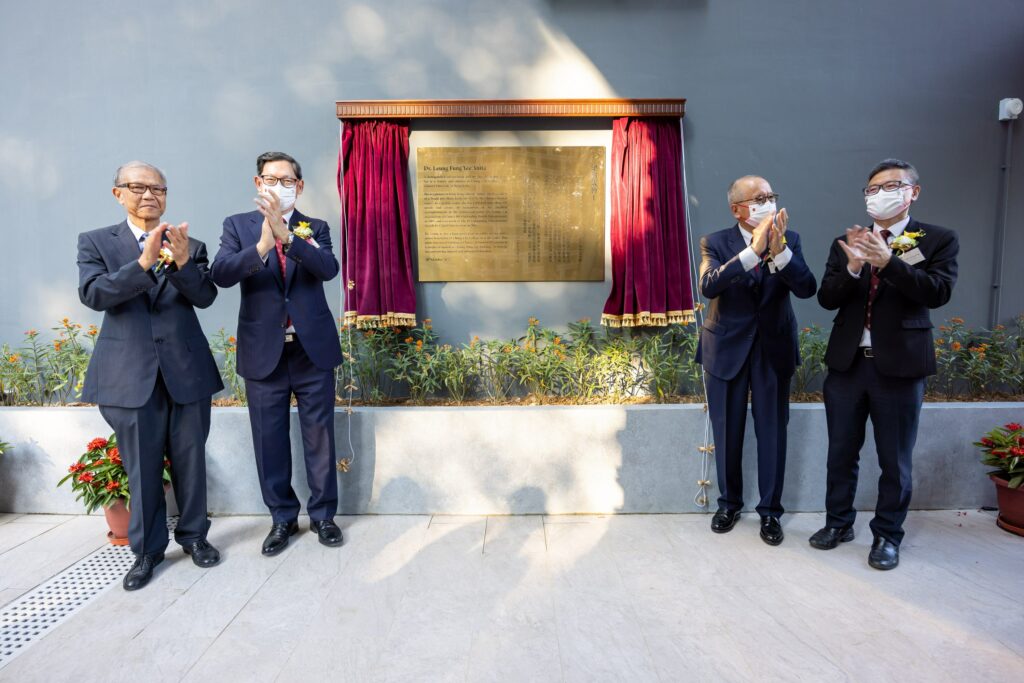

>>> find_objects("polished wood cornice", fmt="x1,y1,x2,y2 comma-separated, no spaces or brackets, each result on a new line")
335,98,685,119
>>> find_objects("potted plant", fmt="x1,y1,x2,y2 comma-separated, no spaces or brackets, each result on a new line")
974,421,1024,537
57,434,172,545
0,439,9,456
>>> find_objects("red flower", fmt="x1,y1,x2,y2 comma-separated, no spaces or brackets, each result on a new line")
87,437,108,451
105,481,121,491
78,472,95,483
68,462,86,473
980,437,995,448
1004,423,1023,432
108,447,121,465
992,450,1007,459
1011,447,1024,457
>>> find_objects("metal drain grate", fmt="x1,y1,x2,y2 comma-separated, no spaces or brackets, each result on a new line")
0,515,180,670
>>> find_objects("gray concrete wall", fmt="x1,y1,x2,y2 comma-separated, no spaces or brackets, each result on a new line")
0,403,1013,515
1,1,1022,347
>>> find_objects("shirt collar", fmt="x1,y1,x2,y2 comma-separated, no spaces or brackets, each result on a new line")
872,215,910,238
126,217,148,242
737,224,753,246
283,209,295,224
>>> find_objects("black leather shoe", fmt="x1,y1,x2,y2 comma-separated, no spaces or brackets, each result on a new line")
809,525,855,550
183,539,221,567
311,519,344,547
710,509,740,533
759,516,784,546
868,536,899,570
262,520,299,556
123,551,164,591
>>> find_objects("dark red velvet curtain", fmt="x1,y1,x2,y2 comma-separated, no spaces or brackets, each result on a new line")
339,119,417,328
601,117,694,327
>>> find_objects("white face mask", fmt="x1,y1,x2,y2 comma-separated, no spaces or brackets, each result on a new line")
264,182,297,211
865,187,912,221
744,200,776,228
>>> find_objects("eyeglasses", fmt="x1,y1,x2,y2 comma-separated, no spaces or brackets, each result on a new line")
863,181,914,196
259,175,299,188
737,193,779,206
116,183,167,196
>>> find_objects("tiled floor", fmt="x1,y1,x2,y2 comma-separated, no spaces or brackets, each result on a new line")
0,510,1021,682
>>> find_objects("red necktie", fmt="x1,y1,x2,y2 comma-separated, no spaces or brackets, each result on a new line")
866,229,891,330
275,238,292,328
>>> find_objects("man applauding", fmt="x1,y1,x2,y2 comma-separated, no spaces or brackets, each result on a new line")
78,162,223,590
212,152,344,556
812,159,958,570
696,176,817,545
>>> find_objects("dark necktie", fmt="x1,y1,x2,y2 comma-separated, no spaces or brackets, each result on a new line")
866,229,892,330
138,233,147,252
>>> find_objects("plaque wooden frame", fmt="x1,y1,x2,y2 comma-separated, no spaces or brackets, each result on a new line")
335,98,686,120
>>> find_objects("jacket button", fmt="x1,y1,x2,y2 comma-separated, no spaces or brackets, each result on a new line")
280,323,286,328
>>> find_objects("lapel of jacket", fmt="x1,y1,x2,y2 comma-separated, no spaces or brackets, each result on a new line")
112,221,143,268
728,224,760,287
284,210,305,293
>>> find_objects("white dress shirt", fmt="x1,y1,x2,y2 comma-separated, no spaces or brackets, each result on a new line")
847,215,911,347
737,224,792,271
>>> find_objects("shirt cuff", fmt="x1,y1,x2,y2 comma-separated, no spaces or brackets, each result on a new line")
847,265,862,279
770,246,792,270
738,246,761,271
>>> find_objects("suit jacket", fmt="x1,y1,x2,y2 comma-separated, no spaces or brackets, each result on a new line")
210,209,343,381
78,221,224,408
695,225,818,381
817,219,958,378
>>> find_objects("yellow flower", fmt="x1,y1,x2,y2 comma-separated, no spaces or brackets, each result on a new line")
951,341,962,351
293,222,313,240
405,337,414,344
950,317,965,325
7,354,20,363
528,317,539,327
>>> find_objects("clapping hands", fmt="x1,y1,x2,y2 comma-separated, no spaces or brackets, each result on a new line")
839,226,891,274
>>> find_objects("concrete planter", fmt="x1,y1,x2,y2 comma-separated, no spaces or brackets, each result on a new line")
0,403,1017,515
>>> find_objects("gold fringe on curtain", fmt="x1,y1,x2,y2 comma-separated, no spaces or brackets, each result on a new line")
343,311,418,329
600,309,695,328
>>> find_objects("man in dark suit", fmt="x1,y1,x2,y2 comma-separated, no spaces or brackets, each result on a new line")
78,161,224,590
211,152,344,555
696,176,818,545
811,159,958,570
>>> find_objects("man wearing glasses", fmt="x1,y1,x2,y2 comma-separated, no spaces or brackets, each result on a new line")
211,152,344,556
812,159,958,570
696,176,817,545
78,161,224,590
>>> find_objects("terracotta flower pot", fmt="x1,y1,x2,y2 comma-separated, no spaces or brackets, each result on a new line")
991,474,1024,537
103,498,131,546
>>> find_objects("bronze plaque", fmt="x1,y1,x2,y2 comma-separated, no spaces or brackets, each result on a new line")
416,146,605,281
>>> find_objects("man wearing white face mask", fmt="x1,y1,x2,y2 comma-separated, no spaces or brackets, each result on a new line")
696,176,817,545
211,151,345,556
813,159,958,570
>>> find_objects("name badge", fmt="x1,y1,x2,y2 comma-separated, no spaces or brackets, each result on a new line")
900,248,925,265
767,259,778,274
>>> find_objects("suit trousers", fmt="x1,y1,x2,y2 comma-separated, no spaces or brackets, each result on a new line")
822,352,925,545
705,337,790,518
244,337,338,524
99,373,212,556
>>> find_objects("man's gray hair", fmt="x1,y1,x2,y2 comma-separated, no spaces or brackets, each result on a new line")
726,175,764,204
113,161,166,186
